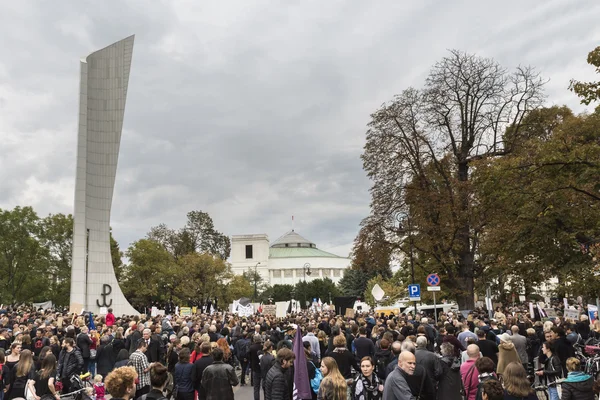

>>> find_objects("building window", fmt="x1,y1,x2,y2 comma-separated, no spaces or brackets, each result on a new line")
333,269,341,277
284,270,293,278
273,270,281,278
245,245,253,259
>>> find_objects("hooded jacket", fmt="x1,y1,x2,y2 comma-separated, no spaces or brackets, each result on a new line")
496,342,520,375
560,371,594,400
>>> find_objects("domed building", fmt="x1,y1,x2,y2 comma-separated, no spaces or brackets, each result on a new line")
230,230,350,285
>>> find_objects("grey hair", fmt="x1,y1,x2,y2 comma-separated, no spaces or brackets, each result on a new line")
416,336,428,348
440,343,454,357
401,340,416,354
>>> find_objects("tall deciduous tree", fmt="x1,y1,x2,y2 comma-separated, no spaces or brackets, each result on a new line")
148,211,231,260
475,106,600,299
0,207,49,304
362,50,545,308
39,213,73,306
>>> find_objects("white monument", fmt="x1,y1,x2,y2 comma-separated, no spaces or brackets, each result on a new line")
70,36,138,316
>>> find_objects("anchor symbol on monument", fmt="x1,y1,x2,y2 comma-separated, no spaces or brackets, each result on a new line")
97,284,113,307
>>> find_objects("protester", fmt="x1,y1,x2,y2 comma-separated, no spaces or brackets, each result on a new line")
105,366,138,400
558,357,594,400
479,379,504,400
460,344,480,400
496,333,520,376
264,348,295,400
474,357,498,400
351,356,382,400
7,349,35,400
144,363,169,400
57,338,83,395
535,341,563,400
129,340,153,399
193,342,213,400
202,347,239,400
502,362,537,400
383,351,416,400
327,334,359,380
33,353,60,400
6,343,21,372
437,343,461,400
173,348,194,400
318,357,347,400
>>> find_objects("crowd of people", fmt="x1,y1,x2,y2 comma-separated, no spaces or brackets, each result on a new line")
0,303,599,400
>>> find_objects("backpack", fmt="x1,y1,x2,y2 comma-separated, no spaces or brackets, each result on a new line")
376,354,391,378
238,340,250,360
309,362,322,394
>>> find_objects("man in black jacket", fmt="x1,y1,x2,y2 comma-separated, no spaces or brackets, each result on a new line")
475,329,498,366
354,327,375,360
264,348,295,400
58,337,84,394
249,335,263,400
193,343,213,400
76,326,92,373
144,328,164,364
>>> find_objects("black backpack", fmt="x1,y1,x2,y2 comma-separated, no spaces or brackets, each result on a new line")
238,340,250,360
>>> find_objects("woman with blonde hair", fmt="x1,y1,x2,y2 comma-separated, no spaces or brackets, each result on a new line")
318,357,347,400
560,357,594,399
502,362,536,400
7,349,35,400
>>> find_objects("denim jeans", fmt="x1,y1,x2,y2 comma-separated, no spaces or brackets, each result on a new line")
548,386,560,400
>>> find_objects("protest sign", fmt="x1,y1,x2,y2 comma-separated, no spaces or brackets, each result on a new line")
262,305,276,316
563,309,579,321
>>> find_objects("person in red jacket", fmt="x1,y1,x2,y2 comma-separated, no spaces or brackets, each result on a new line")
106,308,115,327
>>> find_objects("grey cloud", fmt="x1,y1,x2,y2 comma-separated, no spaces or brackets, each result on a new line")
1,1,599,256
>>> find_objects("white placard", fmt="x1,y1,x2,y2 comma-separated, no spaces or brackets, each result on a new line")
99,307,108,315
371,284,385,301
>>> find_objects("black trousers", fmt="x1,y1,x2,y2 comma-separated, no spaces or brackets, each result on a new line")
252,370,262,400
241,360,250,384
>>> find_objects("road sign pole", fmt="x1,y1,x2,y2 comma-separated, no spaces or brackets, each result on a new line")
433,291,437,324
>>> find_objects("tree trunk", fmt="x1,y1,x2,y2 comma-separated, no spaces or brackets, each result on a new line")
455,161,475,309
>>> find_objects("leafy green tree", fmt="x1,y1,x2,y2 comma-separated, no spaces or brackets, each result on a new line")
121,239,180,308
221,275,253,306
293,278,340,308
475,106,600,299
0,207,50,304
362,50,545,308
570,46,600,105
148,211,231,260
39,213,73,306
176,252,230,305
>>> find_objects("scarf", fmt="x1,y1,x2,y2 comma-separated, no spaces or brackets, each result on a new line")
354,373,382,400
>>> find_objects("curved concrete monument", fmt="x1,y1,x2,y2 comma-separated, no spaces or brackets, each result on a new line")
70,36,138,316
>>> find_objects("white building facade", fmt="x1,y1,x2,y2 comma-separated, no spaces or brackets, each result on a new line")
230,231,350,286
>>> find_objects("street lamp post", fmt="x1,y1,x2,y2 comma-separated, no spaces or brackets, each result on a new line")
303,263,311,308
396,213,417,317
253,262,261,302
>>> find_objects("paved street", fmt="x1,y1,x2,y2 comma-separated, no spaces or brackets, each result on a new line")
233,384,255,400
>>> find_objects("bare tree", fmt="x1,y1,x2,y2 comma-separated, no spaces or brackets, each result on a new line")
362,50,545,308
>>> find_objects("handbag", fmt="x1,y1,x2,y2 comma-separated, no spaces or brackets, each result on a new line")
309,362,322,393
25,380,36,400
90,349,97,360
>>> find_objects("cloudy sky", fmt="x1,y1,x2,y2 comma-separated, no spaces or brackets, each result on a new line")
1,1,599,258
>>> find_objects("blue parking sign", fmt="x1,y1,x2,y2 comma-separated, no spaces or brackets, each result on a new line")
408,284,421,300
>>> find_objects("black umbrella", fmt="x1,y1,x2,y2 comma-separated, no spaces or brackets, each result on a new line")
238,297,251,306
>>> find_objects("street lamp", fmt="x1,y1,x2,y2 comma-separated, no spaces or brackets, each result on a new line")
396,212,417,317
253,262,261,302
303,263,312,281
302,263,311,309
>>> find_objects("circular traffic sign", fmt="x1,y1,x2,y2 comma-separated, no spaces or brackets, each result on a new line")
426,273,440,286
